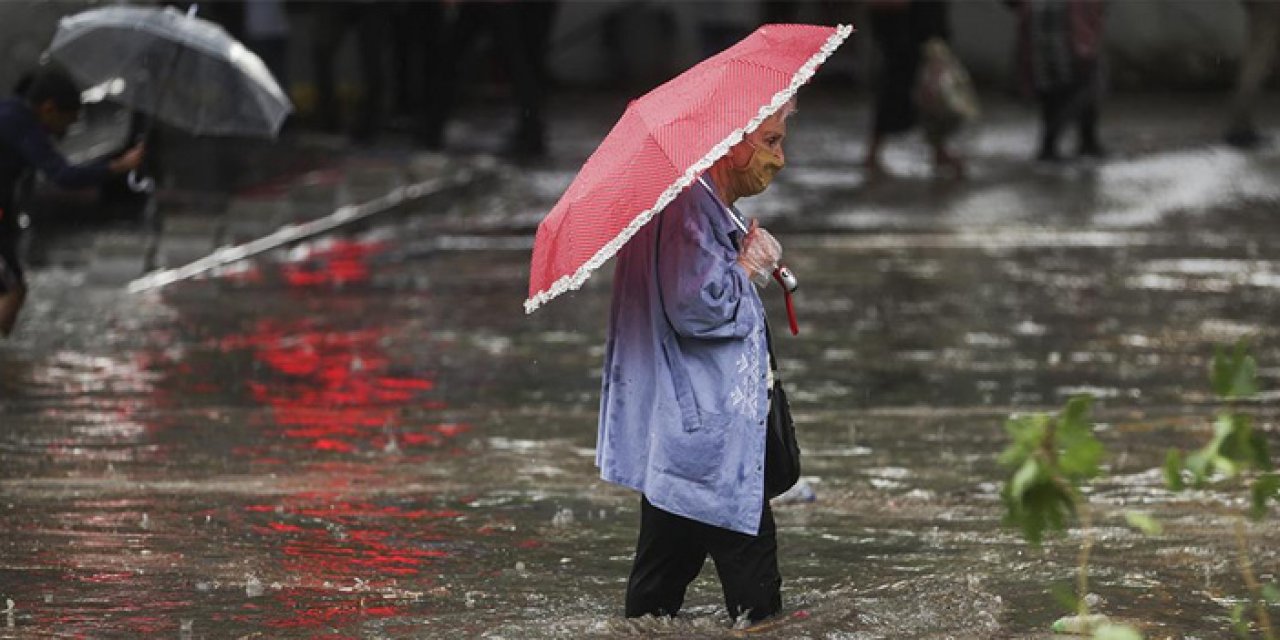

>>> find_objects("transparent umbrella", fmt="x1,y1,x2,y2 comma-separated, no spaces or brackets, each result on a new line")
46,4,292,139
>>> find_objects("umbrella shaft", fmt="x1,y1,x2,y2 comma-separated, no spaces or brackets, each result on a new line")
696,177,748,234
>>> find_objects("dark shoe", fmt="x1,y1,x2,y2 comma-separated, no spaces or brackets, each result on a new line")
1078,142,1108,158
416,130,444,151
1224,127,1265,150
1036,147,1063,163
503,130,547,160
932,153,966,180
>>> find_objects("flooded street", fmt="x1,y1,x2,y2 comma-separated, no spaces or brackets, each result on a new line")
2,93,1279,638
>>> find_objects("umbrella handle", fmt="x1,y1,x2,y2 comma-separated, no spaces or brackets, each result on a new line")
772,265,799,336
127,170,155,194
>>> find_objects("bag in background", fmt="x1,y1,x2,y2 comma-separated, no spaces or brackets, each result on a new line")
914,37,980,145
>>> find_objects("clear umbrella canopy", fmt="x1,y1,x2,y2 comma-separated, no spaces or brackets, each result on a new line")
48,5,292,138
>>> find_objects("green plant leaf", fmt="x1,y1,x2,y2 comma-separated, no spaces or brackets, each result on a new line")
1229,346,1258,399
1219,414,1263,470
1212,344,1233,398
1250,473,1280,521
1185,447,1214,486
1057,396,1103,481
1163,449,1185,491
1188,412,1274,483
1010,459,1041,501
1248,428,1273,472
1049,581,1080,615
1212,341,1258,400
1000,413,1050,467
1003,477,1075,545
1262,583,1280,604
1094,623,1144,640
1230,602,1249,638
1124,511,1163,536
1060,395,1093,432
1059,432,1105,481
999,398,1099,546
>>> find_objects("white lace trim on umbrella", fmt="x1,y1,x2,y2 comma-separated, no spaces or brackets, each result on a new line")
525,24,853,314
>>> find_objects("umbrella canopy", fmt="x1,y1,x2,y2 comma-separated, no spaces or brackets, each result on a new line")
525,23,852,314
47,5,292,138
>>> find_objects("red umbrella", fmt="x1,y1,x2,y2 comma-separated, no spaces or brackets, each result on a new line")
525,23,853,314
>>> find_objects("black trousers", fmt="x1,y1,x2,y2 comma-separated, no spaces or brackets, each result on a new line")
0,230,24,294
625,496,781,623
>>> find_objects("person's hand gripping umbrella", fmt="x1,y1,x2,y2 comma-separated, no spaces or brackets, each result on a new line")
734,217,800,336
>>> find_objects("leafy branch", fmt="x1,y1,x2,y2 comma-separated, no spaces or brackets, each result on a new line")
1165,341,1277,640
1000,396,1145,638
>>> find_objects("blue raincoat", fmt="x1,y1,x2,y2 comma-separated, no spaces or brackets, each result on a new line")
596,176,771,535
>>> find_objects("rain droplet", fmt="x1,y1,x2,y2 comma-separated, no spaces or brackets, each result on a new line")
551,508,574,527
245,574,264,598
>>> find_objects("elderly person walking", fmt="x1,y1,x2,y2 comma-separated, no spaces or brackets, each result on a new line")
597,101,790,625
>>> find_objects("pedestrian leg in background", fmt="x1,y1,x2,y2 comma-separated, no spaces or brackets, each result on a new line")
509,1,559,158
0,283,26,338
309,3,347,133
418,3,483,150
389,1,443,121
352,4,389,143
1036,86,1069,162
1076,95,1104,157
1225,1,1280,149
0,239,27,338
625,496,709,618
863,7,916,176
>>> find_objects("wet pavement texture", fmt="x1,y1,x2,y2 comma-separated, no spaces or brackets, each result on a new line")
2,90,1280,638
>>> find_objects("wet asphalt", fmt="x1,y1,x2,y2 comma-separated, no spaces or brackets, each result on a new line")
1,88,1279,638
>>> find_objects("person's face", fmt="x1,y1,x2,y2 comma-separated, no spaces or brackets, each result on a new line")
36,101,81,139
728,113,788,198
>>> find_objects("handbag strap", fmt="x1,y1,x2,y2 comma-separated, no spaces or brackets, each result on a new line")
764,320,778,373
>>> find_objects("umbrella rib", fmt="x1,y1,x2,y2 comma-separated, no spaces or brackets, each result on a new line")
524,23,853,314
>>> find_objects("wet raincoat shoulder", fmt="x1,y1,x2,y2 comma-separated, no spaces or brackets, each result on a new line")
596,176,770,535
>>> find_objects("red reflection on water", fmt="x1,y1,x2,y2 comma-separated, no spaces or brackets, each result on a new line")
244,591,402,631
196,244,479,632
280,238,387,288
220,319,465,459
244,499,461,573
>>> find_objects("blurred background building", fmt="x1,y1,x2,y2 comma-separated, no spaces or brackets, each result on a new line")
0,1,1256,110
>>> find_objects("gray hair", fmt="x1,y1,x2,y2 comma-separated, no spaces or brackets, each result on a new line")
774,96,798,122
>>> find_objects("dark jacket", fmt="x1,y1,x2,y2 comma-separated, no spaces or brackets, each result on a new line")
0,98,110,235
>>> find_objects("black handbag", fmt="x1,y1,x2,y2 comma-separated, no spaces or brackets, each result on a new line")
764,323,801,499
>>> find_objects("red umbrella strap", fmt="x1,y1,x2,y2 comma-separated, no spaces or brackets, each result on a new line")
772,268,799,336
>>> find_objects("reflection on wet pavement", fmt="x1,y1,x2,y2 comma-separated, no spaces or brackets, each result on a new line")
2,95,1280,638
